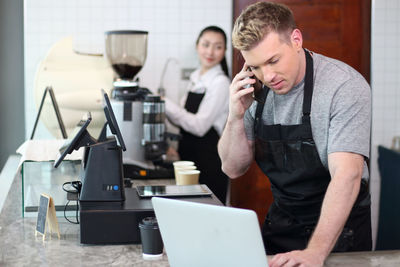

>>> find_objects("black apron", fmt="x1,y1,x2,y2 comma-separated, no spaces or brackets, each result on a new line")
254,50,372,255
178,91,228,203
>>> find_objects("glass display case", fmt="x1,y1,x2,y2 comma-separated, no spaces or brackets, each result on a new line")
22,160,81,218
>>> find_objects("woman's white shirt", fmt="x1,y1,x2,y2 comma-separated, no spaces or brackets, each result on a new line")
164,64,230,137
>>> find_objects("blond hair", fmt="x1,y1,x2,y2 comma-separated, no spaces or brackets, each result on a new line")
232,2,296,51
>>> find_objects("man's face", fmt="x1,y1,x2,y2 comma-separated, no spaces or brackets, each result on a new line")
241,30,304,95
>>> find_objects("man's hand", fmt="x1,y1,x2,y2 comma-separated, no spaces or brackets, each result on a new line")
228,63,256,120
268,152,364,267
218,63,256,178
269,248,325,267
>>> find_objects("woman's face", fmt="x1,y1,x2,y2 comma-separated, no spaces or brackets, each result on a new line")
196,31,226,72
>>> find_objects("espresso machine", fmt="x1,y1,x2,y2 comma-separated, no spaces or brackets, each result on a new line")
104,30,173,179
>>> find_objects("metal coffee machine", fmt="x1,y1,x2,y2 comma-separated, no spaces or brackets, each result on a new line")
105,30,173,179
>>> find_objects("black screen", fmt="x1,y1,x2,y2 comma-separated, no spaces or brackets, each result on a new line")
54,112,93,168
101,89,126,151
136,184,212,198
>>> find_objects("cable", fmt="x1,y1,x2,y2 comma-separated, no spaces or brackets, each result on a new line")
62,181,82,224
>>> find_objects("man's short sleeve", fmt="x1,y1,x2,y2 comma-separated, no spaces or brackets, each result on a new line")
244,102,257,141
327,78,371,158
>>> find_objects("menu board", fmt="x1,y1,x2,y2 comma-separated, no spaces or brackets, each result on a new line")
35,194,60,240
35,194,49,236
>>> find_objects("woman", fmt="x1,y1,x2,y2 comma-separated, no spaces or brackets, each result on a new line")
164,26,230,203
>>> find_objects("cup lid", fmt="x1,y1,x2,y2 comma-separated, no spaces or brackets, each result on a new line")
173,161,195,166
174,165,196,170
139,217,159,229
177,170,200,174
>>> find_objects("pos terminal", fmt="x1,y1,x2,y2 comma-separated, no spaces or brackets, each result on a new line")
54,90,222,245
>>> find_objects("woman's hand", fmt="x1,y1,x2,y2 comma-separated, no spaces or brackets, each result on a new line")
166,146,180,161
228,63,256,121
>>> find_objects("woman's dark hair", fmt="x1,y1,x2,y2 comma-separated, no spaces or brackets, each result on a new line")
196,25,230,78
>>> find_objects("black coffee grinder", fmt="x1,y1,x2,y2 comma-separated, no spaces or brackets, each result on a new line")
105,30,174,179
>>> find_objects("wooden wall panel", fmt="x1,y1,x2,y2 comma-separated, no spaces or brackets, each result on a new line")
232,0,371,82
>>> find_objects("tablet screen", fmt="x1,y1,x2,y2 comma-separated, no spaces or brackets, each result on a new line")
136,184,212,198
54,113,94,168
101,89,126,151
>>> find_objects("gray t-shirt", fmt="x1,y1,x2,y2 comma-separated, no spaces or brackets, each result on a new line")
244,52,371,179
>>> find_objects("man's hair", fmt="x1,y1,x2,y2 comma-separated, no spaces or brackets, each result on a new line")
232,2,296,51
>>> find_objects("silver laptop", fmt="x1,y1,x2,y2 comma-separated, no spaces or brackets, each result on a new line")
152,197,268,267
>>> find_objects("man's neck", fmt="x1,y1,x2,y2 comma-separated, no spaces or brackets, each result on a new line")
294,48,307,87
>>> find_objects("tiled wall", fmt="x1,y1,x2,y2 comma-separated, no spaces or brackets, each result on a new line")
24,0,232,138
370,0,400,247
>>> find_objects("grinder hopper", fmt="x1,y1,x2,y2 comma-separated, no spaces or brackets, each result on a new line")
105,30,148,86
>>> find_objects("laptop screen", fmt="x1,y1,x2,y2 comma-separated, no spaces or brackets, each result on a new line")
152,197,268,267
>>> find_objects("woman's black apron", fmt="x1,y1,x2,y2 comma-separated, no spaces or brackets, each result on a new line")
254,50,372,255
178,91,228,203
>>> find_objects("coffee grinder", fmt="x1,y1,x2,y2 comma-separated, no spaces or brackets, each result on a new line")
105,30,173,179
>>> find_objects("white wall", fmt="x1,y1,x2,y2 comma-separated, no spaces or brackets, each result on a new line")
24,0,232,139
370,0,400,247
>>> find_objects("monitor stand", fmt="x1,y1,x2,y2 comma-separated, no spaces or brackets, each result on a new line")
79,138,125,202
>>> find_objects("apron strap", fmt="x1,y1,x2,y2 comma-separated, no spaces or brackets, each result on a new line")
302,49,314,117
254,86,269,130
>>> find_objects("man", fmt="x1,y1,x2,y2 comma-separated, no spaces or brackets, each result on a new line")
218,2,372,267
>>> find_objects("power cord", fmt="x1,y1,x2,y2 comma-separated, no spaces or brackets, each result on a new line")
62,181,82,224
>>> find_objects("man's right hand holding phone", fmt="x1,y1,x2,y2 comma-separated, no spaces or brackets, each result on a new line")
228,64,257,121
219,63,257,178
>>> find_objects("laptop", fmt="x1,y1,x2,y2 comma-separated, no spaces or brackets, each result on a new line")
152,197,268,267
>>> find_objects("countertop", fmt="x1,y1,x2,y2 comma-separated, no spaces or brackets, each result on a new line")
1,157,400,266
0,160,172,266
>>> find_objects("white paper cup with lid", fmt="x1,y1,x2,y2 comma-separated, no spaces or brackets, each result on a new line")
176,169,200,185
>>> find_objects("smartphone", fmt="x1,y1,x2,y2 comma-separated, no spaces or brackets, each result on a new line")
244,68,264,103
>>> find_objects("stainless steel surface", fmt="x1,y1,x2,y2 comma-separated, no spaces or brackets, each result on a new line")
143,101,165,114
143,124,165,142
110,100,153,168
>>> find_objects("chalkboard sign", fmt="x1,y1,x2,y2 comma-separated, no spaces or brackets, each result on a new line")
35,194,49,236
35,194,60,240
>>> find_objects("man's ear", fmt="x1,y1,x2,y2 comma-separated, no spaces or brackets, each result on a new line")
291,29,303,51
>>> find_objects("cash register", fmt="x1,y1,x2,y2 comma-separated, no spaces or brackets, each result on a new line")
54,90,222,244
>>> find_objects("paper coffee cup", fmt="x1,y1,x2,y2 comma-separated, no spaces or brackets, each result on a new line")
139,217,164,260
173,161,196,183
174,165,197,181
176,170,200,185
175,165,197,171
